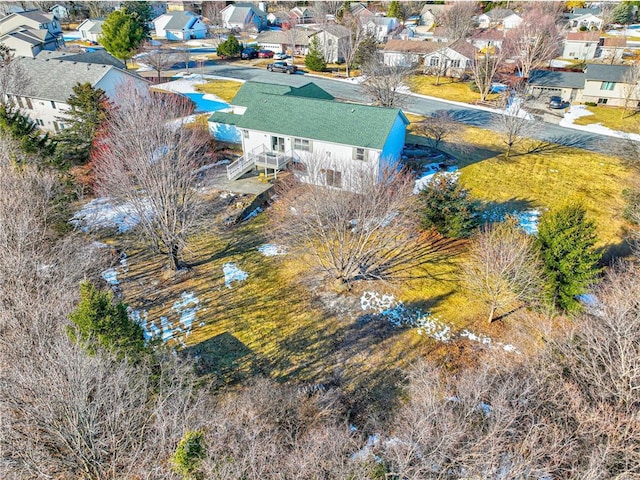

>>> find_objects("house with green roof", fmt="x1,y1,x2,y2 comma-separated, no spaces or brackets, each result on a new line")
208,81,409,189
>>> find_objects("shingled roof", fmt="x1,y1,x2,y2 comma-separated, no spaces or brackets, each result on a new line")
209,81,408,150
529,70,585,89
383,39,440,54
585,64,633,83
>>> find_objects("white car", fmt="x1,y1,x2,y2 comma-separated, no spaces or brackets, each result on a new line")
273,53,289,60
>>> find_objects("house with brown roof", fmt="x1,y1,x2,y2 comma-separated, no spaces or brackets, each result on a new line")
431,26,449,42
598,37,626,63
469,28,504,51
562,31,600,60
383,39,440,67
423,40,478,78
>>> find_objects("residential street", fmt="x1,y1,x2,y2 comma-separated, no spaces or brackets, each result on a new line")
193,63,629,156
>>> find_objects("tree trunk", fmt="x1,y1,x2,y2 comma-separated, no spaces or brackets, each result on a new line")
169,244,181,270
488,304,497,323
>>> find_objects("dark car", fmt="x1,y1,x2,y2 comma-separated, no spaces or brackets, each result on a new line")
266,61,297,74
548,96,565,109
257,49,274,58
241,48,258,59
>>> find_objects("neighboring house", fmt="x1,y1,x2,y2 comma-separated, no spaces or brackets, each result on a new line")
49,4,69,20
527,69,585,102
562,31,600,60
152,11,207,40
37,49,126,69
151,2,168,18
77,19,104,43
567,12,603,30
267,10,289,26
0,10,63,38
502,13,523,30
289,6,316,24
423,40,477,78
208,81,409,190
469,27,504,51
419,3,451,30
431,26,449,42
597,37,626,63
310,24,352,63
0,27,59,57
382,39,440,67
350,2,375,18
255,29,311,55
583,63,639,107
6,55,147,132
220,3,267,31
363,16,399,43
477,8,517,28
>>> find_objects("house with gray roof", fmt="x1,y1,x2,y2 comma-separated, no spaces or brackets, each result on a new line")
383,39,441,67
6,55,147,133
256,29,312,55
0,9,64,56
152,11,207,40
208,81,409,190
477,8,522,29
77,19,105,43
220,3,266,31
583,64,639,107
309,24,352,63
363,16,399,43
423,40,478,78
527,69,586,102
0,9,62,40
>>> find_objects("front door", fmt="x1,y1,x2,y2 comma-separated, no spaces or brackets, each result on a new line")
271,136,285,153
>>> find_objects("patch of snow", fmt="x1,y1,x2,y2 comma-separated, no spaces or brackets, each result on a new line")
460,329,492,345
481,206,542,235
195,159,231,175
101,268,119,286
549,59,573,68
242,206,263,222
413,167,459,194
70,197,151,233
129,309,162,341
220,191,235,199
152,77,206,94
223,262,248,288
504,96,534,119
477,402,492,415
258,244,287,256
170,292,200,336
561,105,640,141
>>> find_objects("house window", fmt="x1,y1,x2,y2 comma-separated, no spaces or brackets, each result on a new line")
354,147,367,161
59,123,65,130
50,101,56,109
569,51,575,57
601,81,615,91
16,96,24,108
324,169,342,188
271,136,285,152
36,119,44,126
597,98,608,104
25,97,32,109
293,137,312,152
430,56,439,66
242,129,248,138
52,121,59,131
450,59,461,68
328,38,333,46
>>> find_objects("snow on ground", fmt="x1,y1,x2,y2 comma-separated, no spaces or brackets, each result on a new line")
170,292,201,337
505,96,534,120
258,244,287,256
70,197,151,233
101,268,119,286
361,292,519,352
242,206,263,222
129,309,162,341
153,76,207,94
481,207,542,235
413,166,459,194
561,105,640,141
223,262,248,288
549,59,573,68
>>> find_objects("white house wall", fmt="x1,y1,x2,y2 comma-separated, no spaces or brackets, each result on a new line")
563,41,597,60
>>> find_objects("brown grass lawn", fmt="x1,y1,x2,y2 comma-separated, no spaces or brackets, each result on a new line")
194,79,243,103
407,75,502,104
573,105,640,134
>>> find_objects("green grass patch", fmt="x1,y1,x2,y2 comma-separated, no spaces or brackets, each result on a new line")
573,105,640,134
407,75,501,104
194,79,243,103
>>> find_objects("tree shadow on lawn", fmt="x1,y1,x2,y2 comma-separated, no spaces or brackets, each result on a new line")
478,198,537,223
600,237,633,264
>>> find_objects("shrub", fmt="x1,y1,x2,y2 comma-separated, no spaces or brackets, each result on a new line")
584,101,597,107
419,173,480,238
305,36,326,72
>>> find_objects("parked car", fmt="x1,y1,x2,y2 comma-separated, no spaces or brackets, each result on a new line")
548,96,566,109
266,61,297,74
273,52,289,60
241,48,258,60
257,49,274,58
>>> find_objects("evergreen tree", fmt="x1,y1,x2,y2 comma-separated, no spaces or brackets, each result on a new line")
0,104,55,162
611,2,633,24
68,281,147,359
56,83,110,166
354,32,378,67
101,9,146,65
122,1,154,37
536,203,601,312
172,431,206,480
419,173,479,238
216,34,241,58
387,0,404,21
305,36,326,71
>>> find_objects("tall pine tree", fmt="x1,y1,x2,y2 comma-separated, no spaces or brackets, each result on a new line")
101,9,146,65
305,36,326,71
56,82,109,165
536,203,601,312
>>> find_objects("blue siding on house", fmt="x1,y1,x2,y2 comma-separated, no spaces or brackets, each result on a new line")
379,113,407,170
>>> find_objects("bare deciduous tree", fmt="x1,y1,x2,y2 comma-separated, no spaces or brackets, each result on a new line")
494,95,534,160
470,47,505,102
0,45,31,104
622,62,640,118
437,1,479,41
94,85,211,270
504,8,564,79
361,56,411,107
271,159,460,287
202,0,224,25
461,217,542,322
140,45,175,83
339,12,366,78
414,110,458,150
